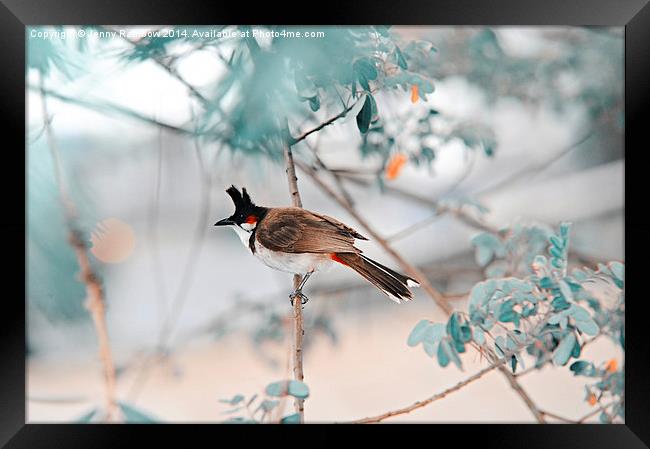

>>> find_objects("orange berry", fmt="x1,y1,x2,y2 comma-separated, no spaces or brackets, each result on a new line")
605,359,618,373
587,394,597,406
410,84,419,103
385,153,408,180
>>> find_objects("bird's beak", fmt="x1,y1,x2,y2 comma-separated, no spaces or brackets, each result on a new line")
214,218,234,227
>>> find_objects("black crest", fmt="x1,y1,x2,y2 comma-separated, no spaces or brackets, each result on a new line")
226,185,255,209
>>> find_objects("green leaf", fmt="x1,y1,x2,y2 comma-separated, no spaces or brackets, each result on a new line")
407,320,431,347
460,324,472,343
539,276,554,289
220,394,245,405
308,96,320,112
448,343,463,369
568,304,591,321
447,313,462,344
281,413,301,424
353,58,378,81
356,95,372,134
558,280,574,302
550,235,563,249
571,338,582,358
266,380,309,399
569,360,594,376
368,93,379,122
395,45,408,70
559,222,571,240
260,399,279,412
473,326,485,345
287,380,310,399
552,332,577,366
265,381,288,397
437,340,450,367
575,318,599,336
423,340,436,357
475,246,493,267
609,262,624,282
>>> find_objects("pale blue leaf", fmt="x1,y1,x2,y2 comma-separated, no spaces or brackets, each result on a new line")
609,262,624,282
287,380,310,399
575,318,599,336
552,332,577,366
281,413,301,424
407,320,430,346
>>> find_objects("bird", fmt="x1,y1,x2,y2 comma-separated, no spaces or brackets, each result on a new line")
213,185,419,305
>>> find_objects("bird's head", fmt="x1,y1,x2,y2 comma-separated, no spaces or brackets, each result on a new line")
214,185,267,232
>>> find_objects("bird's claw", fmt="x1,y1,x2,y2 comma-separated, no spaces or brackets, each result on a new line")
289,290,309,307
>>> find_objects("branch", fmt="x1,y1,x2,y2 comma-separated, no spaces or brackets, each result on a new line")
39,75,118,421
497,365,545,422
350,360,504,423
283,127,306,423
473,128,596,197
104,26,210,108
30,86,200,137
289,104,355,145
338,173,499,236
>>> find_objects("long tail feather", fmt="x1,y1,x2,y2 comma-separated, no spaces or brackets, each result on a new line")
334,253,419,303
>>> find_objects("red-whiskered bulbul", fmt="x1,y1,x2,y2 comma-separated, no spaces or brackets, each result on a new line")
214,185,419,305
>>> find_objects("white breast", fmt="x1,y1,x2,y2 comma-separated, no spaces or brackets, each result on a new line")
253,239,332,275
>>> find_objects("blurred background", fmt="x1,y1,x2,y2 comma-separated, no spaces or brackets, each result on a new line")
26,25,623,423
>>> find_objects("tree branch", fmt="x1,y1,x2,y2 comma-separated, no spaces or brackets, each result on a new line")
350,360,504,423
39,76,118,421
283,128,306,423
289,104,355,146
497,365,546,422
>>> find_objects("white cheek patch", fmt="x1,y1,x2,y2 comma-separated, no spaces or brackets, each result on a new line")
241,222,256,231
231,225,252,248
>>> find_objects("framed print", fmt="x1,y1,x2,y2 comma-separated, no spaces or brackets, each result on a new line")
1,0,649,447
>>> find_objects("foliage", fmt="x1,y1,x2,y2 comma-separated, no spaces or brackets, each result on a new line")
408,222,624,414
221,380,309,423
75,401,160,423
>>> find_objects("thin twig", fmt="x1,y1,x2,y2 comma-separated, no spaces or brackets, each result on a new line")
290,104,356,145
577,400,618,423
104,26,210,108
538,409,578,423
497,365,545,422
350,360,504,423
39,75,118,421
283,126,306,423
30,86,201,137
473,128,596,197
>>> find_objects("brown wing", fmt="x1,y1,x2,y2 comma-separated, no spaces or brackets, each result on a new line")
255,207,365,254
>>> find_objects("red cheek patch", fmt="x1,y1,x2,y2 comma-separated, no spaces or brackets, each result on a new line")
330,253,349,266
245,215,258,225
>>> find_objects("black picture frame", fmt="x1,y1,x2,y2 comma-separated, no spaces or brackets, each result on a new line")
2,0,648,447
